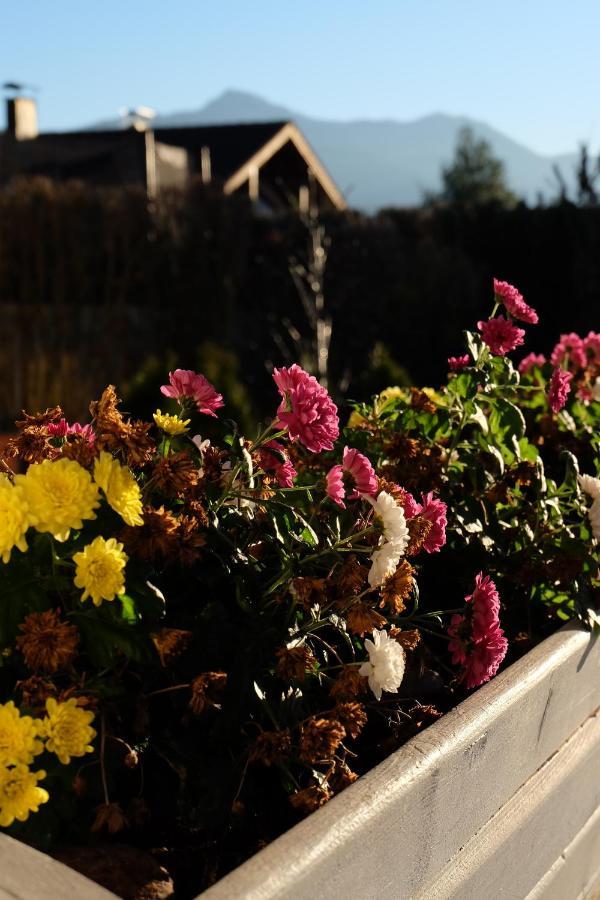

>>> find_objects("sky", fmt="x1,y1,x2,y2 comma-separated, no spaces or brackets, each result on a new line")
2,0,599,156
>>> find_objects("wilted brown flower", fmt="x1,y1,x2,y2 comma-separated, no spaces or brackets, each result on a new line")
121,505,179,561
380,437,445,493
299,717,346,763
390,628,421,652
330,760,359,792
409,703,442,730
16,609,79,673
184,498,209,529
16,675,57,711
329,666,368,700
380,560,415,614
289,577,327,610
336,555,368,597
151,628,193,666
189,672,227,715
5,425,59,465
346,602,387,637
199,445,225,485
90,385,154,467
410,388,436,414
275,644,315,681
249,729,292,766
406,516,433,556
174,515,207,566
332,702,368,739
289,783,332,814
151,452,199,496
91,802,129,834
15,406,64,429
61,432,96,468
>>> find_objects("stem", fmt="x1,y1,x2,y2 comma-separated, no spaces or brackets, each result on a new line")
100,716,109,806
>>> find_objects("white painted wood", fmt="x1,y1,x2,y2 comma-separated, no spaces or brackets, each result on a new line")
0,833,117,899
201,622,600,900
527,803,600,900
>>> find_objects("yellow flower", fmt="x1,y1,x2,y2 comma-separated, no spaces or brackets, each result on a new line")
73,536,128,606
0,764,48,827
153,410,191,436
375,386,409,416
40,698,96,765
0,701,44,766
0,474,34,564
16,459,100,542
347,410,367,428
94,452,144,527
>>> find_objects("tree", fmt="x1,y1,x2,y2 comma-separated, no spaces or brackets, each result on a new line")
430,127,518,208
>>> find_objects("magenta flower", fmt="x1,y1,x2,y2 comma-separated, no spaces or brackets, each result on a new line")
448,354,470,372
478,316,525,356
448,573,508,690
583,331,600,364
393,485,419,519
326,447,377,508
257,440,297,488
518,352,546,375
493,278,538,324
414,492,447,553
550,333,586,371
273,364,339,453
161,369,224,417
547,367,572,414
47,419,95,445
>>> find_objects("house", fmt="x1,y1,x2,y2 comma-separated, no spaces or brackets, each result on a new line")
0,96,346,213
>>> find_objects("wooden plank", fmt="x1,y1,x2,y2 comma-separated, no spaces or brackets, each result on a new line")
201,622,600,899
526,803,600,900
0,833,117,900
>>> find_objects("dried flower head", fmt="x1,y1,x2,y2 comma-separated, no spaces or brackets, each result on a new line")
329,666,368,701
275,643,315,681
380,560,415,614
390,628,421,652
405,515,433,556
121,505,179,561
189,672,227,715
151,452,199,496
336,554,368,597
90,386,154,467
332,702,368,740
16,676,57,712
289,783,332,814
410,388,436,414
299,717,346,763
16,609,79,673
289,577,327,610
249,729,292,766
91,802,130,835
346,603,387,637
151,628,193,666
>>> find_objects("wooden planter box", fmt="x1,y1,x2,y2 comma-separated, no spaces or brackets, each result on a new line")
3,622,600,900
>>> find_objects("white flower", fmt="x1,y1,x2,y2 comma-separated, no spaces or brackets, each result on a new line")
364,491,409,588
589,499,600,541
579,474,600,501
359,629,406,701
592,377,600,402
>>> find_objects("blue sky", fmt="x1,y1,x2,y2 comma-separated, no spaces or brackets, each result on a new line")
2,0,598,155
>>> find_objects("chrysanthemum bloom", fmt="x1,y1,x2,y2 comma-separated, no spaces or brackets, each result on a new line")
249,729,292,766
94,452,144,527
257,440,297,488
188,672,227,715
358,629,406,700
326,447,377,509
346,602,387,636
16,459,99,542
413,492,447,553
0,701,44,766
493,278,539,324
448,354,470,372
329,666,368,700
16,609,79,673
380,559,415,614
73,536,128,606
518,352,546,375
91,801,129,835
273,364,339,453
333,702,368,739
583,331,600,364
0,764,48,827
299,717,346,764
275,643,315,681
550,333,587,370
365,491,410,587
578,474,600,541
289,783,332,813
47,419,95,445
153,409,191,436
91,385,154,467
161,369,224,416
0,474,34,564
477,316,526,357
547,367,572,414
378,480,420,519
447,573,508,690
40,698,96,765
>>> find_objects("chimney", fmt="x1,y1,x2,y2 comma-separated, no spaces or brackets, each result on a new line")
6,96,38,140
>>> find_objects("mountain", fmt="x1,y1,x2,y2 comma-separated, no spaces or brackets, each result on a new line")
88,90,577,211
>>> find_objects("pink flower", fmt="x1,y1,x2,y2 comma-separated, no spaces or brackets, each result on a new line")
493,279,538,324
273,364,339,453
47,419,69,438
518,353,546,375
47,419,95,445
448,573,508,690
161,369,224,417
326,447,378,508
414,492,447,553
547,367,572,414
583,331,600,364
550,333,586,371
448,354,470,372
478,316,525,356
258,440,297,488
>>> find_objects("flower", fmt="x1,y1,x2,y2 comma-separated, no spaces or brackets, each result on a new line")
73,536,128,606
160,369,224,416
365,491,410,587
17,459,100,542
547,367,572,414
477,316,525,356
493,279,538,324
358,629,406,701
0,765,48,827
257,440,297,488
94,452,143,526
327,447,377,508
0,702,44,766
578,474,600,541
550,333,587,371
447,573,508,690
583,331,600,364
518,353,546,375
153,410,191,436
0,474,34,564
414,492,447,553
47,419,95,445
40,698,96,765
16,609,79,673
273,364,339,453
448,354,470,372
326,465,345,507
298,717,346,763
